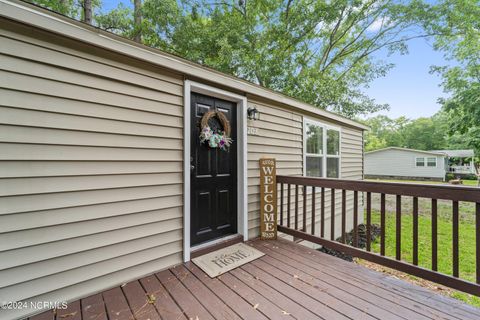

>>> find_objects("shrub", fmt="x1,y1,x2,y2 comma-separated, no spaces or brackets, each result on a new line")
446,173,455,181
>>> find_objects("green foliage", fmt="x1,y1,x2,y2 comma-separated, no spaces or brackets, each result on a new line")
425,0,480,155
34,0,442,118
27,0,79,16
445,172,455,181
363,113,449,151
26,0,479,126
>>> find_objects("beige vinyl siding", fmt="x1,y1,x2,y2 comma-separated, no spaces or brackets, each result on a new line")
0,19,183,319
246,99,364,239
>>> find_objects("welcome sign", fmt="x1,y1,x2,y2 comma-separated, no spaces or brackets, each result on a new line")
259,158,277,239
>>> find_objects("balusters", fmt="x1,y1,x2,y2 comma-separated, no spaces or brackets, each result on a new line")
432,199,438,271
295,185,299,230
453,201,459,278
396,195,401,260
380,193,386,256
366,192,371,251
311,187,316,235
331,189,335,241
353,191,358,247
321,187,325,238
303,185,307,232
413,197,419,265
287,184,291,228
477,203,480,284
342,190,346,244
280,183,284,226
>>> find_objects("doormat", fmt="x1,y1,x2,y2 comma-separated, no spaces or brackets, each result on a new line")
192,243,265,278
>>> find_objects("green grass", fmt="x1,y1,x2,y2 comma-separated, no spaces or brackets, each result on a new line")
370,210,480,307
368,178,479,187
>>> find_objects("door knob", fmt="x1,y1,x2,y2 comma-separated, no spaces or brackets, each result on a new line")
191,165,195,171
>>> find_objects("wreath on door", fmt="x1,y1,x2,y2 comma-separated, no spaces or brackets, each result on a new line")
199,111,233,151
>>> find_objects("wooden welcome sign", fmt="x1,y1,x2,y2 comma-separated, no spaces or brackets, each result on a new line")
259,158,277,239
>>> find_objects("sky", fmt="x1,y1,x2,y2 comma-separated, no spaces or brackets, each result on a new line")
363,38,449,120
100,1,449,120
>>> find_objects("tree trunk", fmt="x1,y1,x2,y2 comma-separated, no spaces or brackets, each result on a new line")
134,0,142,43
83,0,92,24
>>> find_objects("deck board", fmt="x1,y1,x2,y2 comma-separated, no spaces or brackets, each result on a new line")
81,293,107,320
139,274,187,320
26,238,480,320
265,238,480,320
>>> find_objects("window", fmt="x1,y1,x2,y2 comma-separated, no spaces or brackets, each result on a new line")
415,157,425,167
304,119,340,178
427,157,437,167
416,157,437,167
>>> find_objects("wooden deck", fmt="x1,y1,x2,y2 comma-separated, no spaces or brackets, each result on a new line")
30,238,480,320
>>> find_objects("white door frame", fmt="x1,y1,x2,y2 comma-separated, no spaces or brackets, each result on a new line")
183,80,248,262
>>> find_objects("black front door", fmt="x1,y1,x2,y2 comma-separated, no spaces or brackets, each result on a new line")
190,92,237,246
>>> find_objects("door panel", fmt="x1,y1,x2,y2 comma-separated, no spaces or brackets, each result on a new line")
190,93,237,246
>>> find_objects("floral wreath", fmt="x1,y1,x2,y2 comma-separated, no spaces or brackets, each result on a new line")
199,110,233,151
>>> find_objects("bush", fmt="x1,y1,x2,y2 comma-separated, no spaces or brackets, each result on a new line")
446,173,455,181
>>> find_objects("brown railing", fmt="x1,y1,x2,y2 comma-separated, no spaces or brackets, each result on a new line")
276,175,480,296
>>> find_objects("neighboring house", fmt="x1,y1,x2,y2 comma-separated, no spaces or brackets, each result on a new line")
365,147,447,181
431,149,476,175
0,1,367,319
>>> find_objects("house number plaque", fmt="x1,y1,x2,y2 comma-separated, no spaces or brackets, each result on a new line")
259,158,277,240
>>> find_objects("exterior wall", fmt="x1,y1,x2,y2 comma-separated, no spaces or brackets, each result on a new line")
246,99,365,240
0,19,184,319
365,149,445,179
0,11,366,320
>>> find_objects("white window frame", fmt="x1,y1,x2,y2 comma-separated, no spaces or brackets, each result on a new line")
415,157,426,167
426,157,437,167
303,118,342,178
415,156,437,168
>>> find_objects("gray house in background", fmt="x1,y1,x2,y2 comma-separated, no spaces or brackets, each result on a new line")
365,147,477,181
365,147,447,181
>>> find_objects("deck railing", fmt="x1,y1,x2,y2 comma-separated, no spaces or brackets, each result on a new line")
276,175,480,296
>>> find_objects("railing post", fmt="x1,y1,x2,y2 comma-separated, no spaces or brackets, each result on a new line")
331,189,335,241
477,203,480,284
353,191,358,247
413,197,418,265
303,185,307,232
396,195,401,260
453,201,459,277
287,184,291,228
366,192,371,252
432,199,438,271
381,193,386,256
280,183,284,226
321,187,325,238
341,190,346,244
311,187,316,235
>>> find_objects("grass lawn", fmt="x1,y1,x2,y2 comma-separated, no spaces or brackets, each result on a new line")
368,178,479,187
364,178,480,306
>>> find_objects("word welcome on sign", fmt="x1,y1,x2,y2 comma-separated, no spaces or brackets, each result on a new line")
259,158,277,239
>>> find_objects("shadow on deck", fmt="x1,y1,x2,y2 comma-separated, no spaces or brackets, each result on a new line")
30,238,480,320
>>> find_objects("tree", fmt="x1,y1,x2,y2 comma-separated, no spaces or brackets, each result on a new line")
30,0,461,120
362,113,449,152
130,0,440,118
133,0,142,43
83,0,93,24
425,0,480,156
27,0,78,16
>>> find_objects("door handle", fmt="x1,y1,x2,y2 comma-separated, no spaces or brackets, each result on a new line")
191,165,195,172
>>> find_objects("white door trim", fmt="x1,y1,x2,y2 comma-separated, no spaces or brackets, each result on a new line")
183,80,248,262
